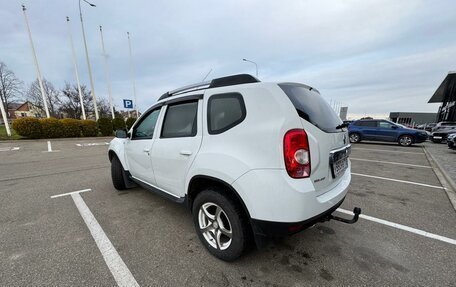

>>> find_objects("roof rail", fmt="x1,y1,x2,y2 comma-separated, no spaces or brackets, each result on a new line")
158,74,260,101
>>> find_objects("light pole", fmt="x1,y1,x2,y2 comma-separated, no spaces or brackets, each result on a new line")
22,5,50,118
0,100,11,137
242,58,258,77
66,16,86,120
127,32,138,117
99,26,114,119
79,0,99,120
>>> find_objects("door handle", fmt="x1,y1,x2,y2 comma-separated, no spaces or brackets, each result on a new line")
143,148,150,155
180,150,192,156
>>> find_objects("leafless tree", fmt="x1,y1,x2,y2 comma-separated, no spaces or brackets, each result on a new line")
0,61,23,111
60,83,92,119
26,78,62,118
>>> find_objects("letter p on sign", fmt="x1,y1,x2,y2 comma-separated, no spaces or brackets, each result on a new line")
123,99,133,109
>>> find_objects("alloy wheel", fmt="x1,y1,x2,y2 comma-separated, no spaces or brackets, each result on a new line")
198,202,233,250
400,136,412,146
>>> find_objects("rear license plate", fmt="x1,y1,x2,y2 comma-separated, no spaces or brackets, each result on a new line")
433,136,442,139
330,146,350,178
333,158,348,178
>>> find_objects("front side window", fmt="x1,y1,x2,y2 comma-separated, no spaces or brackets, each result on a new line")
208,93,246,134
161,101,198,138
379,121,394,129
132,108,161,140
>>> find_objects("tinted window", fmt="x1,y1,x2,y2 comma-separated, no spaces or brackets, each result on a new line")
356,121,377,127
132,108,161,139
379,121,394,129
278,83,342,133
208,93,246,134
161,101,198,138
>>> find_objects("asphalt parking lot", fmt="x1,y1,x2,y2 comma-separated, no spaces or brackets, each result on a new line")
1,139,455,286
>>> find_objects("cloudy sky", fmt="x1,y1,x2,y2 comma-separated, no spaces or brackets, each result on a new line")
1,0,455,119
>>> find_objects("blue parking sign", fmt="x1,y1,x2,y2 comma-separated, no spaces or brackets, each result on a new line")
123,99,133,109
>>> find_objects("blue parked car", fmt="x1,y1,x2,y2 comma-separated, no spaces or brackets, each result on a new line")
348,119,428,146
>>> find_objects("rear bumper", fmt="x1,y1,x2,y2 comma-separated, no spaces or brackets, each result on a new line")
250,197,345,237
232,164,351,223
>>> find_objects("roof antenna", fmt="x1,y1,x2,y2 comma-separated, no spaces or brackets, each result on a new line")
202,68,213,82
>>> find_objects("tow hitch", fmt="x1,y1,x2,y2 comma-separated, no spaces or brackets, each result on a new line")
328,207,361,224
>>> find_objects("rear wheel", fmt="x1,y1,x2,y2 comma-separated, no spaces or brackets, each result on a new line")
349,133,361,143
192,188,250,261
111,156,127,190
398,135,413,146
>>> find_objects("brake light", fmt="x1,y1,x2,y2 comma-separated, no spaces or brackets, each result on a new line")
283,129,311,178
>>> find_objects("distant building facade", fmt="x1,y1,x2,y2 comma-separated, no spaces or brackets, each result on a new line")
389,112,437,125
428,72,456,122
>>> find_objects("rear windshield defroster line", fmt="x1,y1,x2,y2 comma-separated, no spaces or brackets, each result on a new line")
279,83,343,133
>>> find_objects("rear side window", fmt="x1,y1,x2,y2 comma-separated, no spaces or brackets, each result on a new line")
207,93,246,134
161,101,198,138
355,121,377,127
279,83,342,133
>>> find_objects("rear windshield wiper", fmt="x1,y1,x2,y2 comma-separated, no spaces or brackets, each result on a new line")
336,123,349,130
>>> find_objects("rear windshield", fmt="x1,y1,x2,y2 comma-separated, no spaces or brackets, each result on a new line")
279,83,342,133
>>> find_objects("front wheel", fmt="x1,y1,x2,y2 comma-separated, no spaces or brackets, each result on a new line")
349,133,361,143
398,135,413,146
192,188,250,261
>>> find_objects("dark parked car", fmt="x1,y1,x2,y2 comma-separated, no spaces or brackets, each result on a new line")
348,119,428,146
447,133,456,149
429,124,456,143
431,121,456,132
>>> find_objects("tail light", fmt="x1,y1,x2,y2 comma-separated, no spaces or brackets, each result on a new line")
283,129,311,178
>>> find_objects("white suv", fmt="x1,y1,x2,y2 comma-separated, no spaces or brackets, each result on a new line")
108,74,356,261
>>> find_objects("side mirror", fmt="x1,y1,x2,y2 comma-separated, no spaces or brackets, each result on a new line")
391,125,398,129
115,129,128,138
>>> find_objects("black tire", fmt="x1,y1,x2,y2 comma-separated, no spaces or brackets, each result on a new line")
111,156,127,190
398,135,414,146
349,132,361,143
192,188,250,261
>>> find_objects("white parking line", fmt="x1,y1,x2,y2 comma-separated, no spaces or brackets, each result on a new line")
352,147,424,155
50,188,92,198
76,142,109,147
350,158,432,169
43,141,60,153
336,208,456,246
352,173,445,190
52,189,139,286
0,147,20,152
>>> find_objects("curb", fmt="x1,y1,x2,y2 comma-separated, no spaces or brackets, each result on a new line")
423,146,456,212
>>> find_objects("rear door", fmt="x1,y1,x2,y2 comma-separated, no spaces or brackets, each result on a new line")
150,99,203,198
360,120,378,140
279,83,350,195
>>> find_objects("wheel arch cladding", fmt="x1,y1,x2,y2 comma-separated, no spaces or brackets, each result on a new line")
187,175,251,220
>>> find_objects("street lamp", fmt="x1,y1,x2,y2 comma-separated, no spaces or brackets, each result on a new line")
242,58,258,77
22,5,50,118
66,16,86,120
79,0,99,120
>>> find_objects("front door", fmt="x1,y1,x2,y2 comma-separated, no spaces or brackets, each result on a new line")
124,107,162,185
377,121,397,142
151,100,202,198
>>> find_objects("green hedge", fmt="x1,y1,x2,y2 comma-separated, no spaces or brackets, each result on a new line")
12,117,42,139
97,118,113,136
112,117,126,131
80,120,98,137
40,118,63,138
126,117,136,130
11,117,116,139
60,118,81,137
